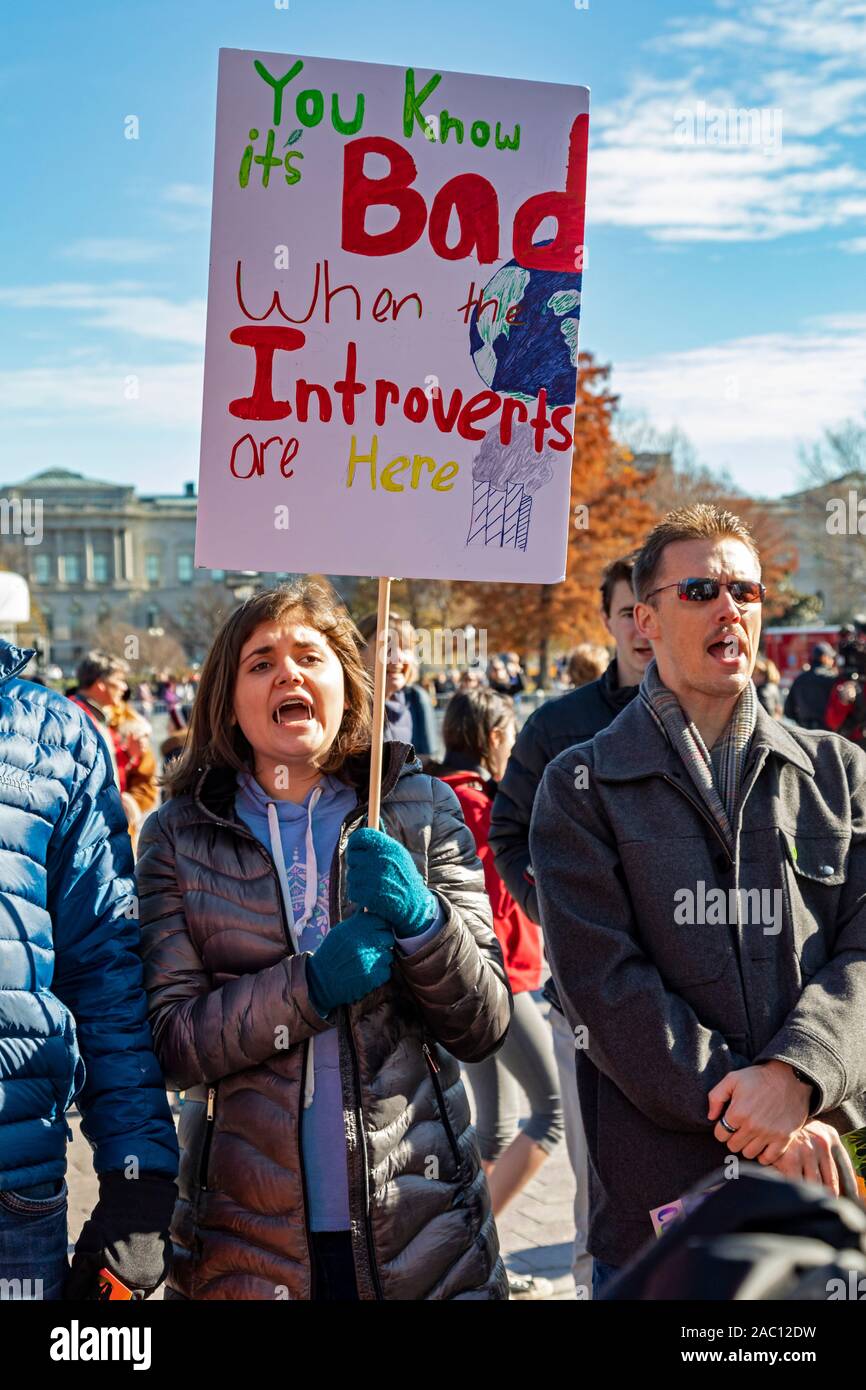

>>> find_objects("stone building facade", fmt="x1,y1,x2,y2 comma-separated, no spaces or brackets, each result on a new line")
0,469,329,672
763,471,866,621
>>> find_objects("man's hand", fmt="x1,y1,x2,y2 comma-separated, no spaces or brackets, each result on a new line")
770,1120,855,1196
707,1061,811,1162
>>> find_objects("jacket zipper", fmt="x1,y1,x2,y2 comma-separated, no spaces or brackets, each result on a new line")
659,774,733,864
658,746,768,867
329,813,386,1302
423,1042,463,1174
198,1084,217,1189
296,1038,316,1297
344,1005,385,1301
661,756,769,1039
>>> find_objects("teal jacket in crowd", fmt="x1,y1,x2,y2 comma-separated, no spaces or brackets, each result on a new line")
0,640,178,1189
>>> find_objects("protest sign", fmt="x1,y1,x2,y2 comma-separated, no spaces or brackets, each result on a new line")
195,48,590,587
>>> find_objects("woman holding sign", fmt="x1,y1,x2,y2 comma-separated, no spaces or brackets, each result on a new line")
137,580,511,1300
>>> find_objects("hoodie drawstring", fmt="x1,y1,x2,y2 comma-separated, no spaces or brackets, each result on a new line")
267,786,323,1109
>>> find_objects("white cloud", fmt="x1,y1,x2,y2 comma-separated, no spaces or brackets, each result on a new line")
612,318,866,493
590,94,866,241
158,183,211,233
0,282,205,346
63,238,169,264
660,0,866,62
657,18,757,51
840,236,866,252
0,362,203,429
598,2,866,243
813,311,866,331
164,183,211,208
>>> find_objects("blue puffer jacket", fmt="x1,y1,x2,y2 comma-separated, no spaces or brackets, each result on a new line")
0,640,178,1189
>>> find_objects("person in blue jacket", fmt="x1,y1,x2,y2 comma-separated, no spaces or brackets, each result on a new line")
0,639,178,1300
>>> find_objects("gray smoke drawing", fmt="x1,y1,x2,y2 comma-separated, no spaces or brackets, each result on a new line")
466,424,556,552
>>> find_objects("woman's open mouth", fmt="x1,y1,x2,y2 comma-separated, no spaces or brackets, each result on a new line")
272,697,314,725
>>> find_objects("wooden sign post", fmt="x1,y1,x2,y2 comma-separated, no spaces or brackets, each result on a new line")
367,575,393,828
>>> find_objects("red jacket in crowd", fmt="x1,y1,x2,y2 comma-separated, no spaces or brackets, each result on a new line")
438,769,542,994
68,694,128,792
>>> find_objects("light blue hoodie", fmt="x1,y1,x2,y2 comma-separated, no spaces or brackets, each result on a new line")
235,771,442,1232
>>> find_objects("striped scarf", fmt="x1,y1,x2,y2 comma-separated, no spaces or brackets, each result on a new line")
640,659,757,852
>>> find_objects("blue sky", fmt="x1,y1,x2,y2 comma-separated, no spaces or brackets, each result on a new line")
2,0,865,498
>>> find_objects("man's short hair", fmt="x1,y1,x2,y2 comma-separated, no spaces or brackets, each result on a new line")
567,642,610,687
600,554,638,617
76,650,128,690
632,504,760,604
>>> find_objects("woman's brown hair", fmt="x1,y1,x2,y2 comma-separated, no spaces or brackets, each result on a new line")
164,579,372,798
442,688,515,771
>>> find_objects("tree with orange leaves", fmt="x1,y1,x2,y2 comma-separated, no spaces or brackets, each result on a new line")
460,354,658,685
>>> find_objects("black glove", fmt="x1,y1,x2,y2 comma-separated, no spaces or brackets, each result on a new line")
65,1171,177,1300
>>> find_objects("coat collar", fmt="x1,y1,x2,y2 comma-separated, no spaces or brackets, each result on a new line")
0,639,35,684
600,658,640,714
439,768,493,798
592,689,815,783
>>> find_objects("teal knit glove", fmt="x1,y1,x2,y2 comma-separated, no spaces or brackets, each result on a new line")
345,828,439,939
306,910,395,1016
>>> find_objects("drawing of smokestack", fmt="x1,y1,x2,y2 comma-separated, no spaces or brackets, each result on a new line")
466,423,555,552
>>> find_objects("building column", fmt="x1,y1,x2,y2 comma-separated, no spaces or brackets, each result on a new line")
84,531,94,582
113,530,123,581
123,529,135,581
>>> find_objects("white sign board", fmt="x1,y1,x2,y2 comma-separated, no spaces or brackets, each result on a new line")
0,572,30,625
196,49,589,583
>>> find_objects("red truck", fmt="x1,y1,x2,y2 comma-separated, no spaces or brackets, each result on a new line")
762,625,841,690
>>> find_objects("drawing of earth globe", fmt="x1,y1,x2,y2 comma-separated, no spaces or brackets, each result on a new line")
468,247,582,407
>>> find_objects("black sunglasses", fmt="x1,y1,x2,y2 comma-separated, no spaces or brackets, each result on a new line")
645,577,766,605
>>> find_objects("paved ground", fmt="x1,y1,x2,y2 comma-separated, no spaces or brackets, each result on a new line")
66,1060,580,1302
492,1135,579,1300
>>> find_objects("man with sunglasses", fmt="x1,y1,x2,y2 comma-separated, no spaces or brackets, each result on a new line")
531,504,866,1293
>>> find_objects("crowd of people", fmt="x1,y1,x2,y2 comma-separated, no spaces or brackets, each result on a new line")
1,500,865,1302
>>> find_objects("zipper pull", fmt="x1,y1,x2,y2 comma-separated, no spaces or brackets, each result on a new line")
206,1086,216,1121
422,1042,439,1074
